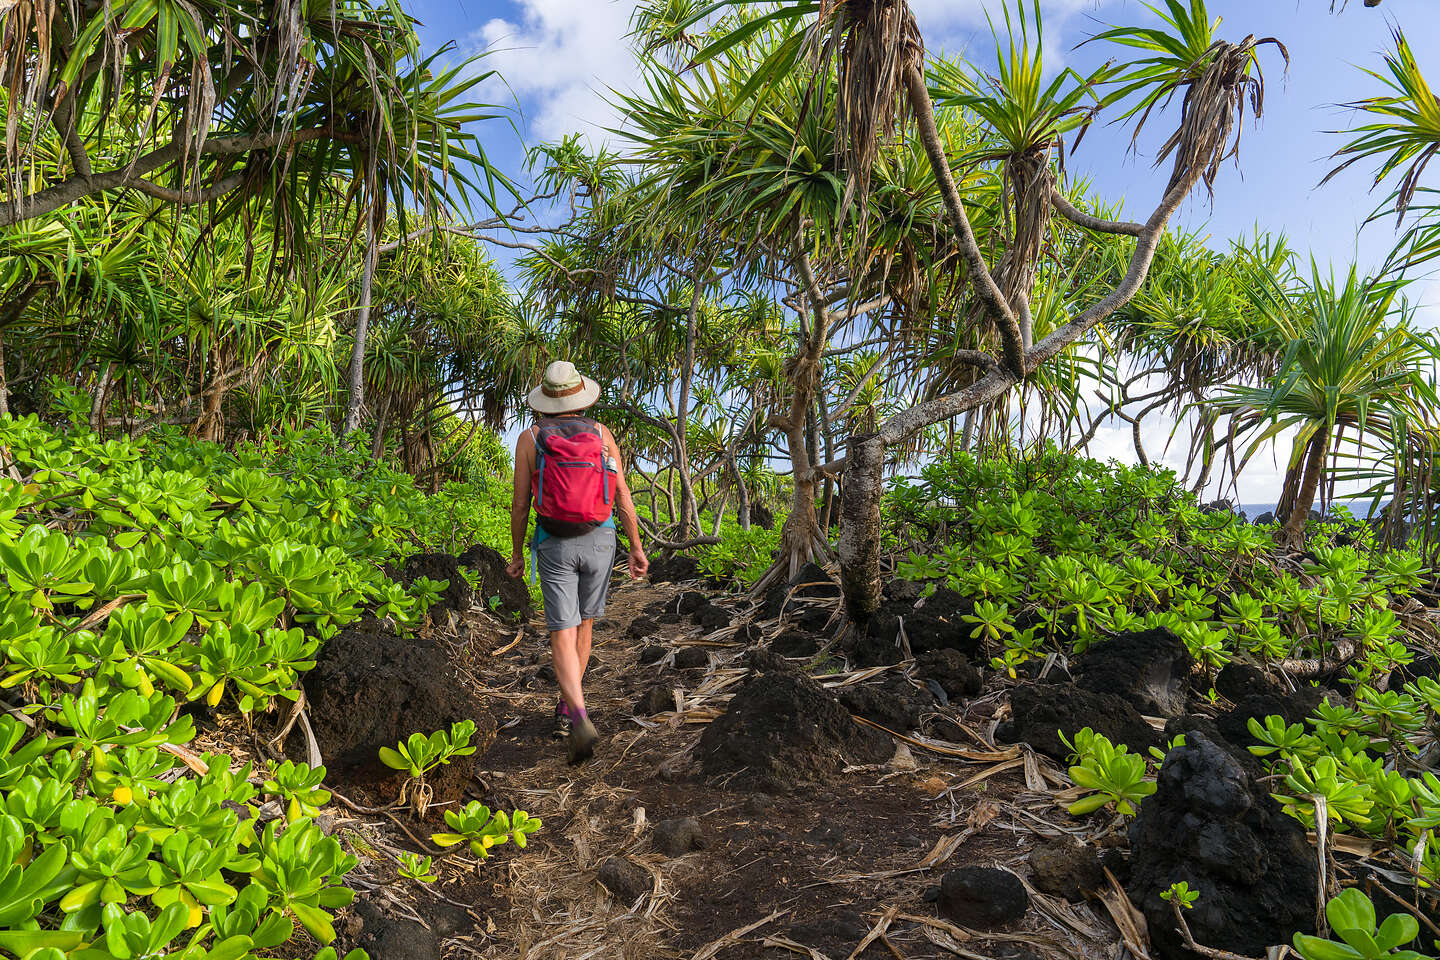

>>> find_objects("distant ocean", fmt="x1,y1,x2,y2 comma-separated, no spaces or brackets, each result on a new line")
1236,500,1381,520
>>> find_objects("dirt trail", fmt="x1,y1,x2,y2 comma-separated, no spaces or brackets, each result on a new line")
430,577,1124,960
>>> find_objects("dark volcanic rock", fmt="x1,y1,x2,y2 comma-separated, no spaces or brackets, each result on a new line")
1216,688,1327,750
1074,627,1192,718
649,555,701,584
734,623,764,645
761,581,790,620
837,677,935,732
871,590,979,658
1128,733,1316,959
637,644,666,665
1215,661,1281,703
883,579,924,603
1029,836,1104,901
353,895,442,960
635,683,673,715
918,649,983,699
789,606,834,633
698,655,891,792
673,591,707,615
850,623,904,667
791,562,840,599
938,867,1029,928
1163,714,1266,780
998,683,1160,761
396,553,473,618
694,601,731,632
628,616,661,640
674,647,710,670
772,630,821,658
596,857,650,904
651,817,705,857
456,542,531,617
303,617,495,798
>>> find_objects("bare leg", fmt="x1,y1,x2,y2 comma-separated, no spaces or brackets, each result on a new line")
577,618,595,682
550,626,586,715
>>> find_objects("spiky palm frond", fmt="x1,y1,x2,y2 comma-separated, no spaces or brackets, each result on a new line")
1089,0,1286,195
1214,263,1437,475
1326,27,1440,224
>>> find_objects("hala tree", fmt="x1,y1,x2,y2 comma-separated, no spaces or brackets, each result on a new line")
1,0,512,439
677,0,1288,620
1215,264,1437,549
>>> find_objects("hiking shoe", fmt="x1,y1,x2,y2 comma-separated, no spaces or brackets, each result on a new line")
568,715,599,764
551,710,572,741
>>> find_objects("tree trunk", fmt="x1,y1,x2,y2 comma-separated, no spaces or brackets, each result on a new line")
673,273,707,538
710,489,729,538
755,419,828,595
0,330,9,419
369,392,391,460
342,197,380,438
1275,456,1303,526
838,432,884,625
89,366,112,433
817,393,836,530
732,453,751,531
1280,431,1329,549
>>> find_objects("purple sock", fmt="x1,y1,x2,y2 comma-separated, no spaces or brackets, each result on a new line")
562,701,587,723
555,697,567,716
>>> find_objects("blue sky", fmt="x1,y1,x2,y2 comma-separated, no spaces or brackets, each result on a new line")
407,0,1440,503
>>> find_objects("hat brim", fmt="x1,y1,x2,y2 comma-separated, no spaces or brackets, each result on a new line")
527,376,601,414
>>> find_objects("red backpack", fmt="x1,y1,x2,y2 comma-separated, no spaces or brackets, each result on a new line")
531,417,614,537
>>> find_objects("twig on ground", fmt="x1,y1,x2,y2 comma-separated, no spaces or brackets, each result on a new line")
1171,901,1265,960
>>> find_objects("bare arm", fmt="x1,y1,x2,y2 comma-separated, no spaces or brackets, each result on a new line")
507,430,535,576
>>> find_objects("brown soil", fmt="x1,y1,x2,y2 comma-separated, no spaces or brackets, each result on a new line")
348,577,1133,960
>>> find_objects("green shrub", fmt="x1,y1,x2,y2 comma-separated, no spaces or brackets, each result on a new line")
0,417,530,959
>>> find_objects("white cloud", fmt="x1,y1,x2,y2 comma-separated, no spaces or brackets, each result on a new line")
473,0,641,145
466,0,1129,147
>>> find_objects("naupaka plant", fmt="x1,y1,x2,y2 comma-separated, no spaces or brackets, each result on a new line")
1061,727,1156,817
431,802,542,859
379,720,480,815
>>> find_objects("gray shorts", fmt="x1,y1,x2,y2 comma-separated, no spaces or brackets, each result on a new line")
536,525,616,632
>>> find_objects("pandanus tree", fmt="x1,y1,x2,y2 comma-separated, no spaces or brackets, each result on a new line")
1215,265,1437,549
1082,230,1293,485
1,0,512,437
1326,28,1440,276
609,14,996,582
678,0,1286,620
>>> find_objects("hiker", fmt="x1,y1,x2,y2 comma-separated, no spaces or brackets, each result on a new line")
506,361,649,762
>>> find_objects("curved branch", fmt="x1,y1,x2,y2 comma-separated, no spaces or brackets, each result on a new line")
902,62,1024,379
1049,187,1145,237
0,127,348,227
131,172,247,204
1025,154,1209,370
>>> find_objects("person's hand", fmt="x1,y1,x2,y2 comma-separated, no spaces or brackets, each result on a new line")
628,547,649,580
505,555,525,579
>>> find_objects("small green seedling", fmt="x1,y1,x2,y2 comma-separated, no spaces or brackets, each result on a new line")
379,720,478,815
1161,881,1198,910
431,802,542,859
396,853,437,884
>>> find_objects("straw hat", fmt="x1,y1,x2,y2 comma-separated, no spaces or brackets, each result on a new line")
526,360,601,415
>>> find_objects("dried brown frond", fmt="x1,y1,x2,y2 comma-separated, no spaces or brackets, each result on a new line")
808,0,924,226
1156,35,1287,197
